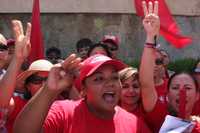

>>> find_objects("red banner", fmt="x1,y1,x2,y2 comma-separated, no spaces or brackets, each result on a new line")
28,0,44,63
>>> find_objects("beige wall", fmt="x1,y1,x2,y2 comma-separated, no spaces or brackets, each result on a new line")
0,0,200,16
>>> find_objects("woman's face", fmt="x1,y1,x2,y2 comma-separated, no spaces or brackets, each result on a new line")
84,64,121,113
89,46,108,57
26,71,48,96
168,73,199,116
120,76,140,106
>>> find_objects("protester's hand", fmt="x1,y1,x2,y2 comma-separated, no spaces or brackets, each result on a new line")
46,54,81,94
142,1,160,43
12,20,31,62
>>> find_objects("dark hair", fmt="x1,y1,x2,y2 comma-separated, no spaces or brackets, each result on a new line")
159,49,170,59
102,39,118,49
76,38,93,52
167,72,199,92
87,42,112,57
46,46,61,58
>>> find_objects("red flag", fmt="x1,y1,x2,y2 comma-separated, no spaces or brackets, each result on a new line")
28,0,44,63
134,0,192,48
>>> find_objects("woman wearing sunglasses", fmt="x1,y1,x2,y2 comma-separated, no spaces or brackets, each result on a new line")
5,59,53,133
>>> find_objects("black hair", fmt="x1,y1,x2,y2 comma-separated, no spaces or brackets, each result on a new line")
103,39,118,49
76,38,93,52
87,42,112,57
46,46,61,58
159,49,170,60
167,71,199,92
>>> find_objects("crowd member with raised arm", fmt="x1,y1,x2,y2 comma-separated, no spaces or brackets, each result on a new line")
14,54,151,133
139,1,200,132
0,20,31,108
0,20,31,132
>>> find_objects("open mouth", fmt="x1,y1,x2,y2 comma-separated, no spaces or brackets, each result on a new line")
102,91,116,104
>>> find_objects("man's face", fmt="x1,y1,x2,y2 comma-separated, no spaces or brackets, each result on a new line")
78,46,90,60
47,52,60,64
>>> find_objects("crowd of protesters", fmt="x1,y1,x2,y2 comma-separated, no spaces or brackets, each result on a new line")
0,1,200,133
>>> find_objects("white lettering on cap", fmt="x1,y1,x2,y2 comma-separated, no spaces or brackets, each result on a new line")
90,55,110,64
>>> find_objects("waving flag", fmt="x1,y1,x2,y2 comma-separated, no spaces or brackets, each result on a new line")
134,0,192,48
28,0,44,63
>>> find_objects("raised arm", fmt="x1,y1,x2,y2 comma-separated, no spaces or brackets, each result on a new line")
139,1,160,112
14,54,81,133
0,20,31,107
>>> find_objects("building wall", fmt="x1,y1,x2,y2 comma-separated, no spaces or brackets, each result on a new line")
1,0,200,15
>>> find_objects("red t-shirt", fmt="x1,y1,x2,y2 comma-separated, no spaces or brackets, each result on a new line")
192,98,200,115
130,105,146,121
6,96,27,133
155,79,168,104
44,99,151,133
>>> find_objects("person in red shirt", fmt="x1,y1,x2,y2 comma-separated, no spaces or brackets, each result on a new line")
5,59,52,133
140,1,200,132
14,54,151,133
119,67,145,119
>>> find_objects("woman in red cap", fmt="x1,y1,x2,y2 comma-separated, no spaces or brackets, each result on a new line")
140,1,200,132
14,54,151,133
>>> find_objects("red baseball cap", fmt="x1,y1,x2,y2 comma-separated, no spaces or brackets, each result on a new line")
79,54,125,86
102,35,119,46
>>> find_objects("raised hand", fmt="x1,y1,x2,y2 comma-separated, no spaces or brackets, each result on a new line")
142,1,160,42
12,20,31,62
46,54,81,94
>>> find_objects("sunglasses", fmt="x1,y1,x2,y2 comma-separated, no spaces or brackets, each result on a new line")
155,58,164,65
108,46,118,51
0,44,8,51
27,75,48,85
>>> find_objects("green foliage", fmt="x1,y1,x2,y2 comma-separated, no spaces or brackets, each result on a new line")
124,58,199,73
167,58,198,73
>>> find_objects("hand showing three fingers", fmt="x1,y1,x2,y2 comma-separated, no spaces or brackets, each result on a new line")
12,20,31,62
46,54,82,93
142,1,160,41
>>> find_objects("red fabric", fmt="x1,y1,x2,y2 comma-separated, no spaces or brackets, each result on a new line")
192,122,200,133
134,0,192,48
28,0,44,63
178,89,186,119
192,98,200,115
144,99,168,132
155,79,168,103
131,105,145,119
6,96,27,133
43,99,151,133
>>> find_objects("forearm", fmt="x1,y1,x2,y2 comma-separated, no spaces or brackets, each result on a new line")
0,57,23,107
14,86,58,133
139,36,158,112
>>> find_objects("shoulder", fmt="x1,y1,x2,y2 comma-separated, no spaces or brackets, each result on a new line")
115,106,138,121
